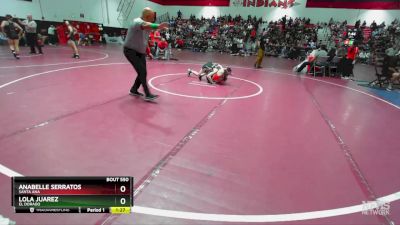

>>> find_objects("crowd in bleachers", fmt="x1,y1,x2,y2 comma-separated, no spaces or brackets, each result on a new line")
322,17,400,64
147,14,262,58
150,13,399,62
150,14,324,59
147,12,399,89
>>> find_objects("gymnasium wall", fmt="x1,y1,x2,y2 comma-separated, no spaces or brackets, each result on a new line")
154,0,400,24
1,0,398,28
0,0,160,28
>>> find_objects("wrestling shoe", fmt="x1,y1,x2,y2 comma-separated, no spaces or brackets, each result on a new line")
144,94,159,101
13,52,20,59
129,91,144,97
187,69,192,76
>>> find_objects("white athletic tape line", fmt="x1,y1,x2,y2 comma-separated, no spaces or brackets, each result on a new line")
301,76,400,110
149,74,263,100
190,81,210,85
0,54,42,59
132,191,400,222
0,63,127,89
0,49,109,69
0,164,22,177
188,82,216,88
1,154,399,222
0,62,399,223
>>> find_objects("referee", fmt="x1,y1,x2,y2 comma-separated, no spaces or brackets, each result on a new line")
21,15,43,54
124,7,169,101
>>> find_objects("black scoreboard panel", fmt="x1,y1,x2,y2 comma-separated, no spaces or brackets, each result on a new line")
306,0,400,9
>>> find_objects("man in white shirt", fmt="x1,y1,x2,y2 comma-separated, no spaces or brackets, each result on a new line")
21,15,42,54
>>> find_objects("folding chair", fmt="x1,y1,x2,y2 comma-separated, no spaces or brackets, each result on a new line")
298,49,306,61
313,56,330,77
368,56,389,87
328,56,341,77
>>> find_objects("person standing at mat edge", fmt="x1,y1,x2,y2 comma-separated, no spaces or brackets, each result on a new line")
124,7,169,101
65,21,79,59
0,14,23,59
254,35,266,69
20,15,43,54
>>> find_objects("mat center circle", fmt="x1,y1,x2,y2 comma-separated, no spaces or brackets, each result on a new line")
148,73,263,100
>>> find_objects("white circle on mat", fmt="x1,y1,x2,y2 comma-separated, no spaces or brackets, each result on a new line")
148,73,263,100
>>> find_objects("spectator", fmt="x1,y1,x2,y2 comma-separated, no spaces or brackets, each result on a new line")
296,45,328,73
386,56,399,91
146,44,154,60
327,47,336,62
156,38,169,59
386,45,398,56
358,49,370,64
175,36,184,50
78,32,88,46
342,42,359,79
47,25,56,45
254,36,266,68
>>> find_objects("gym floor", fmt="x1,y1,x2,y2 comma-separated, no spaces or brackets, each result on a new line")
0,45,399,225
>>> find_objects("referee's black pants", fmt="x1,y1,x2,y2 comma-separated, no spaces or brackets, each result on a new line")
26,33,42,54
123,47,151,96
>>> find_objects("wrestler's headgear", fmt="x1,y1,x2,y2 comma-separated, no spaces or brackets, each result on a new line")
224,67,232,76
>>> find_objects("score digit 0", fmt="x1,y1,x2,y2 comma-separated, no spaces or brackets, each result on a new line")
117,184,129,194
120,185,126,193
120,197,126,205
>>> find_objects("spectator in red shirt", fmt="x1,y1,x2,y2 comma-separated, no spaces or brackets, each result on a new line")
158,39,168,49
342,42,359,79
153,30,161,44
146,40,154,60
250,28,256,42
175,37,184,50
156,38,169,59
149,31,154,41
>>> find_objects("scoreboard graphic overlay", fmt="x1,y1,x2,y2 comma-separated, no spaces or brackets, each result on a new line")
306,0,400,9
12,177,133,214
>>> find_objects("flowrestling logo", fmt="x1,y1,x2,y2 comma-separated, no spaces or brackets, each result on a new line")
232,0,298,8
361,200,390,216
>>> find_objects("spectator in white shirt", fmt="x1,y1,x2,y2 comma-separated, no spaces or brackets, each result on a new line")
47,25,56,45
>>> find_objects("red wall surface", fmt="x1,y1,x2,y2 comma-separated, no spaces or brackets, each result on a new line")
148,0,230,6
306,0,400,9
